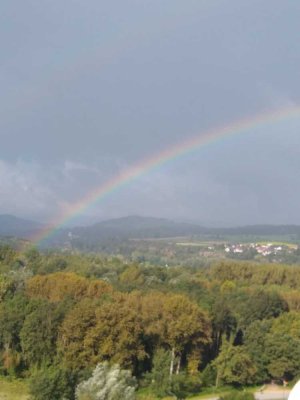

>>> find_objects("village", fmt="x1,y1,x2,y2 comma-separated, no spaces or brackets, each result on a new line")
225,242,285,256
222,241,299,261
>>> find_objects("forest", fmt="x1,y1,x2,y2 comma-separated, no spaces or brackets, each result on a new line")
0,244,300,399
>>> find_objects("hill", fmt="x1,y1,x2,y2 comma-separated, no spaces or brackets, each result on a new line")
216,224,300,236
71,215,210,239
0,214,42,239
1,214,300,251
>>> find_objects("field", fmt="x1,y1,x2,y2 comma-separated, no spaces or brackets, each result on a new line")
0,378,29,400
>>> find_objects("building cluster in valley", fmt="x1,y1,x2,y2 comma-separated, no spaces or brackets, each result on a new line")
224,242,294,257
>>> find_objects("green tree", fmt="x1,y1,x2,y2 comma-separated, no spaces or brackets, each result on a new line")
20,300,66,367
214,342,256,386
0,245,17,266
244,319,272,383
29,365,75,400
147,349,172,397
0,275,16,301
270,311,300,340
24,247,42,274
237,290,287,329
0,294,28,375
264,332,300,380
211,296,237,355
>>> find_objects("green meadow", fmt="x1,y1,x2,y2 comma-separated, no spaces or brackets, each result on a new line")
0,378,29,400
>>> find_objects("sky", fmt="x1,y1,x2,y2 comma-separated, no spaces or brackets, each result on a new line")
1,0,300,226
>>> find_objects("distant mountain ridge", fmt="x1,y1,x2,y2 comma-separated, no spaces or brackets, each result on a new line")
1,214,300,247
49,216,300,249
68,215,210,242
213,224,300,236
0,214,42,238
70,216,300,237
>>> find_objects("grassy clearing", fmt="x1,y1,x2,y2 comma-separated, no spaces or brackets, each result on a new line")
137,387,227,400
0,378,29,400
137,385,261,400
176,242,206,247
137,392,172,399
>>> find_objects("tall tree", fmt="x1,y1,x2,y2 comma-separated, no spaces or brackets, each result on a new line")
20,300,66,367
58,299,98,370
83,294,146,372
142,292,211,377
0,294,28,374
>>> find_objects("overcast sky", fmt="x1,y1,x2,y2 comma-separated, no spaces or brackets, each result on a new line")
1,0,300,226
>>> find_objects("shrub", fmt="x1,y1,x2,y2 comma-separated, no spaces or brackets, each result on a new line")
29,365,76,400
75,362,136,400
220,392,255,400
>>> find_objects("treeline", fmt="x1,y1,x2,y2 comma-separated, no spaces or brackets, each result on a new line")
1,245,300,399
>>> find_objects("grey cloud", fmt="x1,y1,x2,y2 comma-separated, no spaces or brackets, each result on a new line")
0,160,60,219
1,0,300,225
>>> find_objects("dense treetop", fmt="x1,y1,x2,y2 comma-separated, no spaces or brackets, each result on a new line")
0,245,300,398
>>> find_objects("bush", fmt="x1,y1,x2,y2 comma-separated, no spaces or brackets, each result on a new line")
170,373,202,399
220,392,255,400
29,366,76,400
201,363,217,387
75,362,136,400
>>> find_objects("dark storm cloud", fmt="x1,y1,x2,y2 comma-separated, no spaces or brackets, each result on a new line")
1,0,300,224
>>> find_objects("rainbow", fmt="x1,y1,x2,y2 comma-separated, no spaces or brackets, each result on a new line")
31,104,300,247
